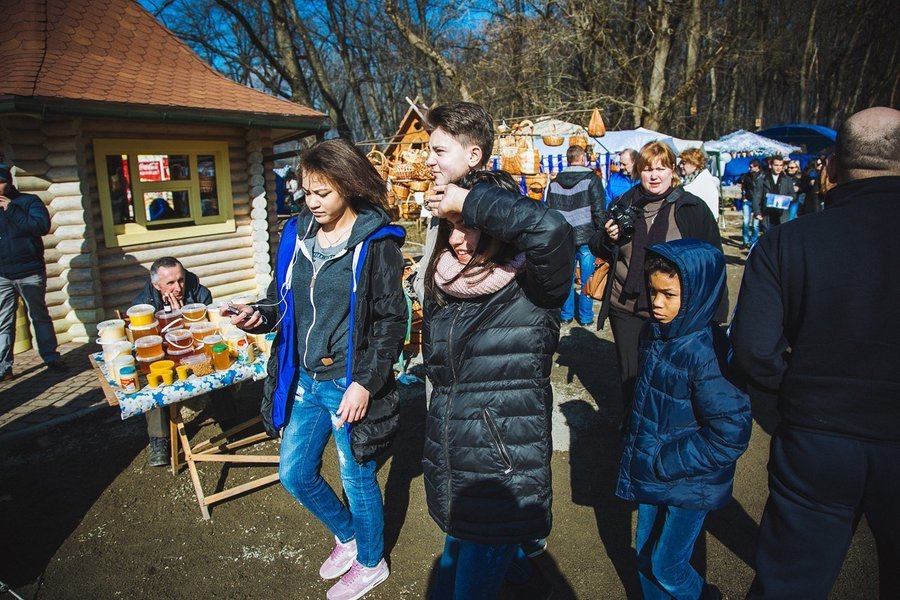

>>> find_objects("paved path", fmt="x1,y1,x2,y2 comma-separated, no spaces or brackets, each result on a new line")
0,343,107,442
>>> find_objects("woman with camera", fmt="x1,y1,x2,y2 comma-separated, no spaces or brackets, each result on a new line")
589,141,727,427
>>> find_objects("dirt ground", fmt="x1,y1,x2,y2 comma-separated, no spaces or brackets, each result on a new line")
0,218,879,599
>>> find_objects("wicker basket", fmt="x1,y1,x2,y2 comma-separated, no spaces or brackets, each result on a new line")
525,174,548,201
408,180,431,193
392,183,411,201
367,150,390,180
390,162,416,181
569,134,588,149
399,201,419,220
542,125,564,146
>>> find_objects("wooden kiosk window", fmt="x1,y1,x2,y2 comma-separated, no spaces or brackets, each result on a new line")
93,139,235,248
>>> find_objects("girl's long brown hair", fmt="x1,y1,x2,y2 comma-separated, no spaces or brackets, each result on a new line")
300,138,389,211
424,170,520,306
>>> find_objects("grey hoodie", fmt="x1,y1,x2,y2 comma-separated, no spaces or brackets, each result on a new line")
291,204,393,380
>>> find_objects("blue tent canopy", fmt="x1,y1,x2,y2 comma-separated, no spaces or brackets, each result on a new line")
756,124,836,155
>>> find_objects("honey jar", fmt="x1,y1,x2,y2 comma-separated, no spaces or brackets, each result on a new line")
136,352,166,374
101,340,133,368
202,334,224,359
165,328,195,351
129,320,160,342
97,319,126,343
181,303,208,323
207,301,228,322
223,329,247,357
189,322,217,347
126,304,156,327
211,343,232,371
155,308,183,333
134,335,164,360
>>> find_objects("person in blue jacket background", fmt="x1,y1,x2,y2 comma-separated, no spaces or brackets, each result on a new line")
616,239,751,600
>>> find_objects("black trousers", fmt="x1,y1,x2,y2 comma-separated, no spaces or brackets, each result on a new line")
607,309,646,418
748,426,900,599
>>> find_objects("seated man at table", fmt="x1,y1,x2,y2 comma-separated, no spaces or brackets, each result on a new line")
132,257,213,467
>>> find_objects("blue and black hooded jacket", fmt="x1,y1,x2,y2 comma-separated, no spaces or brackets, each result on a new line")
252,204,407,464
616,239,751,510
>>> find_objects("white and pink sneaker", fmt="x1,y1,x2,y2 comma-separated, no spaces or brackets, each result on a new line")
326,559,390,600
319,536,357,580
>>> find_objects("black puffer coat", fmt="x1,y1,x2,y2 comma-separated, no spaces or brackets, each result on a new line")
423,184,575,544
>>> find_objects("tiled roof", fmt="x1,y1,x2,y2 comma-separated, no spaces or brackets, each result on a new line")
2,0,327,125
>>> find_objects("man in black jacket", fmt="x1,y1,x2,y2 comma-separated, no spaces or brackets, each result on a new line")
131,257,212,466
0,163,65,381
546,145,605,326
751,155,796,232
731,106,900,599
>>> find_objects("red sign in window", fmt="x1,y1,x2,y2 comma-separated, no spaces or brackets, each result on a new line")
138,155,171,182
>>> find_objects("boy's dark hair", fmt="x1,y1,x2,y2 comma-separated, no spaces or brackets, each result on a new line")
566,145,586,164
645,254,680,279
749,159,761,168
427,103,494,170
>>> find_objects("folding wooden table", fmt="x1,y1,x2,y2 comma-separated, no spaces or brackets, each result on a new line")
89,353,279,520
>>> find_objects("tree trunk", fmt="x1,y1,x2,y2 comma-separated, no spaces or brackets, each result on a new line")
325,0,376,141
685,0,702,118
799,0,820,122
643,0,675,130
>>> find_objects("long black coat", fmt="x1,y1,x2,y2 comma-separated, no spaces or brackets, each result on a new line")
423,184,575,544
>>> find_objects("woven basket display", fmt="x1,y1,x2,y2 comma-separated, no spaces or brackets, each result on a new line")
569,134,588,149
587,107,607,137
390,162,416,181
392,183,411,201
399,201,419,220
408,180,431,193
367,150,390,180
542,125,563,146
525,174,549,201
499,120,540,175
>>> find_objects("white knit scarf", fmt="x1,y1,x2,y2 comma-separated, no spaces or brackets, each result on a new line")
434,250,526,299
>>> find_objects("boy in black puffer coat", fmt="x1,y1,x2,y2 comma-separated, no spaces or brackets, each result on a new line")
617,239,751,600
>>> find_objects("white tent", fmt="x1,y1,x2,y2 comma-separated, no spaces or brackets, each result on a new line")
704,130,800,156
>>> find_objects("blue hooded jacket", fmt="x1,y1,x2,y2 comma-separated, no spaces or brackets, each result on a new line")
616,239,751,510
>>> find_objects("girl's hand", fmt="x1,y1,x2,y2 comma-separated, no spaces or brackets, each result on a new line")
426,183,468,218
336,382,370,427
231,305,263,330
605,218,621,242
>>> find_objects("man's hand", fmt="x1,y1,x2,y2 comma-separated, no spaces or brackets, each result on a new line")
162,291,183,310
336,382,370,427
604,218,621,242
426,184,468,218
0,195,10,211
230,304,263,330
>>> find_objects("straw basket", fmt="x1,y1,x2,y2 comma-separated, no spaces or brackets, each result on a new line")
408,180,431,193
569,134,588,149
525,174,548,201
367,150,390,180
390,162,416,181
392,183,411,201
399,201,419,220
542,125,564,146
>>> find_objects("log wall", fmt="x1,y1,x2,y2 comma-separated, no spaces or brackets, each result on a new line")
0,116,279,343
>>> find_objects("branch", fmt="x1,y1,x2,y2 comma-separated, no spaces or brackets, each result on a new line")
212,0,294,85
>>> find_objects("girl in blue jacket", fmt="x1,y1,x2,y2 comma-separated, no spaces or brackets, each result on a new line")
616,239,751,600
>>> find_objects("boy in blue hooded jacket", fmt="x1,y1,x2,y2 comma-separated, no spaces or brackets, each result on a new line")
617,239,751,600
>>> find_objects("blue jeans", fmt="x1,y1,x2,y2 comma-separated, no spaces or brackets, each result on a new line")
279,369,384,567
741,202,759,246
636,504,708,600
562,244,595,324
430,535,532,600
0,272,60,374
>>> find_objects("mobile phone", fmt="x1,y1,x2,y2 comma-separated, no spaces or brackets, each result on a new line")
222,305,241,317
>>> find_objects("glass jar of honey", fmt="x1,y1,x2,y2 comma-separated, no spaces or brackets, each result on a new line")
165,328,194,351
202,334,224,359
211,343,232,371
136,352,166,374
134,335,164,359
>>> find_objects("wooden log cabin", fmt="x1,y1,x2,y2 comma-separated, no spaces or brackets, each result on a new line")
0,0,329,347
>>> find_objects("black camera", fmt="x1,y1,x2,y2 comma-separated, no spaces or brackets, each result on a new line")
609,203,641,240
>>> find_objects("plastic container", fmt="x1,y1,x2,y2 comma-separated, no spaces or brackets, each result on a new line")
235,337,256,364
97,319,126,342
202,334,224,359
129,320,160,342
136,352,166,374
146,372,162,388
126,304,156,327
254,332,276,354
207,301,228,322
160,370,175,385
223,329,247,357
230,293,258,306
175,365,189,381
102,340,133,368
211,343,232,371
112,354,135,383
181,353,213,377
164,328,194,350
149,359,175,373
181,303,208,323
155,308,183,333
118,365,140,394
167,346,196,364
134,335,164,360
189,322,217,347
215,317,239,337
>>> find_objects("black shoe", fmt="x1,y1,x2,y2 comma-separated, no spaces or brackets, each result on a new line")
148,437,170,467
46,360,69,373
561,319,573,325
0,370,13,382
522,538,548,558
577,320,594,327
